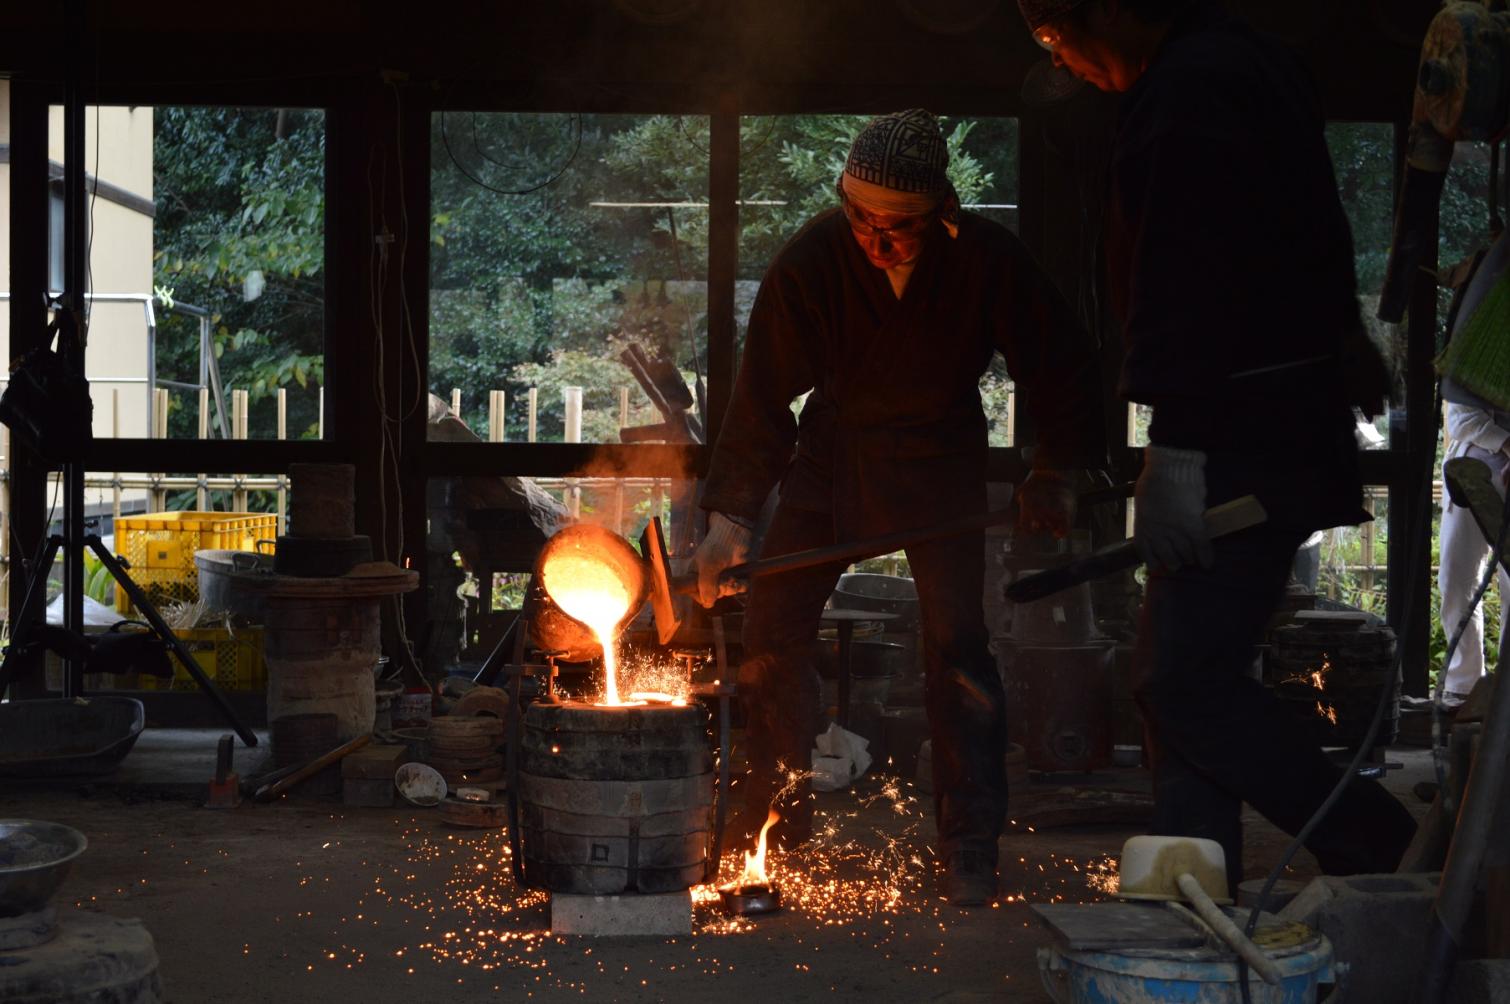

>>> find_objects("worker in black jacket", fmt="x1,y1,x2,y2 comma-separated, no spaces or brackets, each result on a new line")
1017,0,1415,892
693,109,1106,906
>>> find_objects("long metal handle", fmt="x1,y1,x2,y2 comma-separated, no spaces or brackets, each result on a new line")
678,482,1136,596
1005,495,1267,604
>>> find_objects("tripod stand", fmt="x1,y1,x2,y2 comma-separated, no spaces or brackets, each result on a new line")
0,526,259,748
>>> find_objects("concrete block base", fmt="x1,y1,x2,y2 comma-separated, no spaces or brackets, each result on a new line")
1449,959,1510,1003
342,777,395,807
1280,872,1439,1003
549,890,692,937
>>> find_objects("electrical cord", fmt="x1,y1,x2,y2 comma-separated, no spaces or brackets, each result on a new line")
1235,455,1510,1003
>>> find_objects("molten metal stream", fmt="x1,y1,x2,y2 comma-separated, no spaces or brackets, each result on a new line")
541,553,634,705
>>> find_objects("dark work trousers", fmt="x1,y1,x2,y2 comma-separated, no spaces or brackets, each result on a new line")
739,504,1007,859
1133,521,1417,893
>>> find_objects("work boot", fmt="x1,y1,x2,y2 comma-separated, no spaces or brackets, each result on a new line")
940,849,998,907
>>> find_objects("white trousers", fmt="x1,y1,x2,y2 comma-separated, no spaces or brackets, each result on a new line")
1438,447,1510,694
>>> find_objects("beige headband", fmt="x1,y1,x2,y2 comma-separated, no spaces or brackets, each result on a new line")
841,172,943,216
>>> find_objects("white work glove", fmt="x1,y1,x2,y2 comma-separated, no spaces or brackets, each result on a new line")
1134,445,1213,572
692,512,753,607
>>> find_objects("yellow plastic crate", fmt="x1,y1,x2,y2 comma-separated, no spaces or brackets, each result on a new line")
134,626,267,693
114,511,278,614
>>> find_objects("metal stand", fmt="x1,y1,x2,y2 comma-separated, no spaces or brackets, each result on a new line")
0,532,259,747
700,614,734,884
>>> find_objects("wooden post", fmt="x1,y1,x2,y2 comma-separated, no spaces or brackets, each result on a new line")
232,389,250,512
112,389,122,522
277,388,288,535
527,387,538,443
197,387,209,511
451,387,462,419
318,385,325,439
152,388,170,511
1006,388,1017,447
489,389,506,443
1361,491,1376,597
563,386,583,517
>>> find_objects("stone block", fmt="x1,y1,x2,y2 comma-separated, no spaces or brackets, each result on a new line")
342,776,395,808
549,890,692,937
1279,872,1439,1004
342,743,409,779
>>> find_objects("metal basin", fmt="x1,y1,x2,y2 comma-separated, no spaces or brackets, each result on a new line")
0,697,144,777
831,573,919,631
0,819,87,916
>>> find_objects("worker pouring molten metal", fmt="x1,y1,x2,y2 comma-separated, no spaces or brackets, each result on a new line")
692,108,1106,906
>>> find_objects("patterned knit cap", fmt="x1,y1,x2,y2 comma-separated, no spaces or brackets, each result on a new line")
1017,0,1090,32
843,109,950,197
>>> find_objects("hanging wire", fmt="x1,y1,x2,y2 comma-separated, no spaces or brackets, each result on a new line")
1490,140,1503,239
438,109,583,196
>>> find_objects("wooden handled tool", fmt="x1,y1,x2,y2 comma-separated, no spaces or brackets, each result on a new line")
1004,495,1267,604
253,734,370,803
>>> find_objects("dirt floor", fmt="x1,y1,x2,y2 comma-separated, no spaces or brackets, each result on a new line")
4,742,1433,1003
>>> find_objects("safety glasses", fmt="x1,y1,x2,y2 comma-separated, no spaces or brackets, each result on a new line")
835,185,935,241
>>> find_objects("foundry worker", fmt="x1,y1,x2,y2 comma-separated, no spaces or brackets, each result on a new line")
692,109,1106,907
1017,0,1416,891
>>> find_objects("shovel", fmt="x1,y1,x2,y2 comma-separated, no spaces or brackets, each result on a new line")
1117,835,1284,986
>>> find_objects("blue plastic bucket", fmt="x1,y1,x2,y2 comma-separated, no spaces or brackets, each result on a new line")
1038,931,1339,1004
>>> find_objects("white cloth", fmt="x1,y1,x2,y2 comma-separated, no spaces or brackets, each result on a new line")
810,723,872,791
1134,443,1212,572
1438,403,1510,694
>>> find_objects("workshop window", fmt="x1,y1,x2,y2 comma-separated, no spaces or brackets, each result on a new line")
736,114,1021,444
429,113,711,447
39,105,327,444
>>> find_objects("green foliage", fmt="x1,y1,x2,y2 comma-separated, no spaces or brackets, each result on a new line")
428,112,1018,436
153,107,325,444
737,115,1000,281
81,552,116,607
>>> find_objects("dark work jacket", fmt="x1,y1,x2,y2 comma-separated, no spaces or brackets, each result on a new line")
1106,2,1368,529
702,209,1106,540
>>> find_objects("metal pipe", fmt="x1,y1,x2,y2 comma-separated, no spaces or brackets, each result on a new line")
60,0,87,698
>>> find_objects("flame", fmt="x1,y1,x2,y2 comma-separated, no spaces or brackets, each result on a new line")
1316,701,1338,725
539,552,634,705
730,810,780,890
